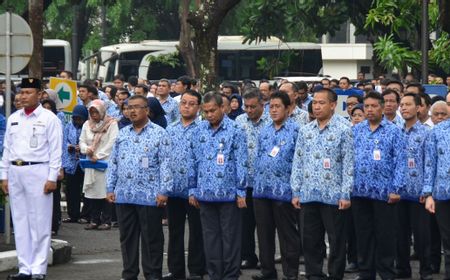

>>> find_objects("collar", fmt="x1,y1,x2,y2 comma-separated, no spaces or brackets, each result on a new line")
128,119,152,133
403,120,422,132
208,115,229,132
245,113,268,125
311,113,337,130
20,104,43,117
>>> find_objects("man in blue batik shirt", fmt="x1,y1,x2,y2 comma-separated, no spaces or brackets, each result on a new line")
352,91,406,280
279,82,309,126
235,88,271,270
157,79,179,124
382,88,405,128
188,92,248,280
395,94,433,280
291,88,354,280
252,91,300,280
106,95,173,280
424,117,450,280
164,90,205,280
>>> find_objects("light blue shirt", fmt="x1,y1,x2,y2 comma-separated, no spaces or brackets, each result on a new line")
166,119,199,198
290,106,309,126
400,121,428,202
352,119,406,201
62,121,84,175
423,119,450,201
291,114,354,205
160,96,179,124
106,121,173,206
254,118,299,202
188,117,248,202
235,113,271,188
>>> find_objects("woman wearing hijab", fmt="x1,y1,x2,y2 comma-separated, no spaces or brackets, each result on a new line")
147,97,167,129
80,99,119,230
228,94,245,120
118,99,132,129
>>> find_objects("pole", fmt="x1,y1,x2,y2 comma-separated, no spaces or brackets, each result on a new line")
421,0,429,84
4,11,12,245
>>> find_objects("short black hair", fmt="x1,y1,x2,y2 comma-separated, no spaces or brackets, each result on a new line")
279,82,299,92
316,88,338,102
135,84,149,93
347,93,363,104
128,76,138,87
182,89,202,105
418,92,431,107
79,84,98,97
402,93,422,106
386,80,404,92
177,75,192,89
203,91,223,106
41,98,57,114
296,81,308,91
364,91,385,106
307,101,313,114
270,90,291,108
405,83,425,94
117,89,131,98
113,74,125,82
382,88,400,103
431,95,445,104
339,77,351,84
128,94,148,104
104,85,117,100
243,88,262,101
60,70,73,79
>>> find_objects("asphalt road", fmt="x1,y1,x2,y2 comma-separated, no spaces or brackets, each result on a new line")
0,213,446,280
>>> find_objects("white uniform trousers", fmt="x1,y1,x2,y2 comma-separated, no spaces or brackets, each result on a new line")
8,163,53,275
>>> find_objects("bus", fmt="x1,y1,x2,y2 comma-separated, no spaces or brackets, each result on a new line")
12,39,72,78
92,36,323,83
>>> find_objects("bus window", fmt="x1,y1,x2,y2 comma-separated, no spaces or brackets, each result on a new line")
43,46,66,77
119,51,153,80
105,57,117,82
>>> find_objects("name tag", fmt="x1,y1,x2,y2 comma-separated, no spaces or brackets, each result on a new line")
217,153,224,165
30,135,38,148
323,158,331,169
373,149,381,161
141,157,149,168
269,146,280,157
408,158,416,169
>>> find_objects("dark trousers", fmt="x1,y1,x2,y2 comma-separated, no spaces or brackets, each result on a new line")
65,166,84,220
396,200,432,277
52,181,62,232
199,202,241,280
435,200,450,279
347,213,358,264
116,203,164,280
80,195,91,221
87,198,112,225
254,198,300,279
351,197,397,280
301,202,348,280
167,197,205,278
430,213,442,271
241,188,258,264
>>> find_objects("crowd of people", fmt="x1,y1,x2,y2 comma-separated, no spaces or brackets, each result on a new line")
0,71,450,280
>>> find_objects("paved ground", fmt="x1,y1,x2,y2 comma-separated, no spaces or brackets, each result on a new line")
0,213,447,280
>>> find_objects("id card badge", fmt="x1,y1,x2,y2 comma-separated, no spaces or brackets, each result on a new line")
141,157,149,168
269,146,280,157
323,158,331,169
373,149,381,161
408,158,416,168
217,153,225,165
29,135,38,148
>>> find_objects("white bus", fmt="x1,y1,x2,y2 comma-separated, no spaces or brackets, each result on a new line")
92,36,323,83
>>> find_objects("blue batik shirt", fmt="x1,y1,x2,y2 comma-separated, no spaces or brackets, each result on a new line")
106,121,173,206
353,119,407,201
423,119,450,201
166,119,199,198
188,116,248,202
400,121,429,202
290,106,309,125
62,121,85,175
385,114,405,128
0,114,6,156
254,118,299,202
236,113,271,188
291,114,354,205
160,96,179,124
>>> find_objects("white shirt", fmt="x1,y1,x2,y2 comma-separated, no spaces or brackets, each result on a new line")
423,117,434,128
1,105,63,181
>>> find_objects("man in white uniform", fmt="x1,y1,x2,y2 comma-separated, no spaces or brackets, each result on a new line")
1,78,62,280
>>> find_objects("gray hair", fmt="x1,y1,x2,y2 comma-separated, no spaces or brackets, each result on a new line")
431,100,448,113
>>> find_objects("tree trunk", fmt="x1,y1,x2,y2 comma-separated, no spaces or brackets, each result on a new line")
28,0,43,79
178,0,197,78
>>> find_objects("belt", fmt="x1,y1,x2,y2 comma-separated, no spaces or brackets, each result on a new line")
11,160,45,166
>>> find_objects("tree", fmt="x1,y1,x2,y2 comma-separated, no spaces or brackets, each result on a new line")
178,0,241,91
28,0,44,78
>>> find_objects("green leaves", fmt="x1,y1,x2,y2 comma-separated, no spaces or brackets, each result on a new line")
429,32,450,73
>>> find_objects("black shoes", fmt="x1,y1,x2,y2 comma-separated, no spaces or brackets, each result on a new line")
241,260,258,269
7,274,31,280
345,262,359,273
31,275,45,280
163,273,203,280
251,273,277,280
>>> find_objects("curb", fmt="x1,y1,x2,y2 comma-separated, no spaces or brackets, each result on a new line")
0,239,72,272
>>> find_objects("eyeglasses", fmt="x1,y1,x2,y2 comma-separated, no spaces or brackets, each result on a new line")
127,105,148,111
